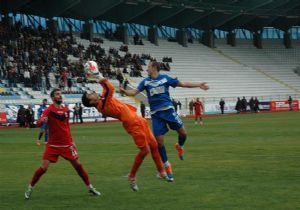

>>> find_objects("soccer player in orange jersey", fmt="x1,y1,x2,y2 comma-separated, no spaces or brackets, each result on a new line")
81,61,168,191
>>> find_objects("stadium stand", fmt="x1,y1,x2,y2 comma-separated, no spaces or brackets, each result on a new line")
1,0,300,116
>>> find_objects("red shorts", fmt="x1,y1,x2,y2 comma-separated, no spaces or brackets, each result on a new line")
43,144,79,163
124,117,156,148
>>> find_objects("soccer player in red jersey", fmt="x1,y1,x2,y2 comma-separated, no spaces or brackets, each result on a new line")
81,61,169,191
24,88,100,199
194,98,204,125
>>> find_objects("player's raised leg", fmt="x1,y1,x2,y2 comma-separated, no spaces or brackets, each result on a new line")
175,127,187,161
156,135,174,181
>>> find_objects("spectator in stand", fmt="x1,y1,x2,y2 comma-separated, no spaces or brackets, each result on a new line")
67,76,73,93
189,99,194,115
25,104,34,128
235,97,242,114
288,96,293,111
116,69,124,87
123,78,129,90
24,68,30,87
54,70,60,85
73,103,80,124
254,97,260,113
59,78,65,90
249,97,255,112
241,97,247,112
17,105,26,127
78,103,83,123
219,98,225,114
177,100,182,111
41,71,47,94
140,101,146,118
62,68,68,87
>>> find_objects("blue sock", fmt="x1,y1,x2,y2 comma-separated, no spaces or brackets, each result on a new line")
178,135,186,147
45,132,48,142
158,145,168,164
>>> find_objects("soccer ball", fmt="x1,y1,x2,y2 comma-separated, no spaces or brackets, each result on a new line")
84,61,99,76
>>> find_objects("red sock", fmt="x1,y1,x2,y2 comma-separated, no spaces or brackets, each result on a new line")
30,167,46,187
149,143,164,174
74,164,91,186
129,148,149,178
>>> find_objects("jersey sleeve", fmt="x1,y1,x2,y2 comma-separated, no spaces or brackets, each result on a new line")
137,79,145,92
36,107,50,126
166,75,179,88
100,79,114,101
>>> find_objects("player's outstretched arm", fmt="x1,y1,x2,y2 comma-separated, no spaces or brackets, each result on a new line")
120,88,140,96
36,110,49,126
178,81,209,90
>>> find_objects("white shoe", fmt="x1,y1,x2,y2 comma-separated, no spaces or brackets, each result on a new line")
156,172,171,181
88,185,101,196
128,177,139,191
24,185,33,200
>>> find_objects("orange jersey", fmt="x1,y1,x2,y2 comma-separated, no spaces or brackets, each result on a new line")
96,79,139,126
96,79,156,148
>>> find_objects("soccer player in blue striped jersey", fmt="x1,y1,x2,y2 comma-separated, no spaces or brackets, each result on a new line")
36,99,49,145
121,61,209,181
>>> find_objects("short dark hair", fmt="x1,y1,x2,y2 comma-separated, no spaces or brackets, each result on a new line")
50,88,61,98
151,61,160,72
81,92,92,107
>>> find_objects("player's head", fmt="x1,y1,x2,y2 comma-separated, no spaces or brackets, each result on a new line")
196,97,200,101
42,98,47,105
81,91,99,107
147,61,160,77
50,88,63,105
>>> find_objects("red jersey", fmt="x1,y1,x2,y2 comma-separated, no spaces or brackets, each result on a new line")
194,101,203,114
37,104,73,147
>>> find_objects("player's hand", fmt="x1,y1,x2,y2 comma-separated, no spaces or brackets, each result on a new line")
200,83,209,90
86,72,104,82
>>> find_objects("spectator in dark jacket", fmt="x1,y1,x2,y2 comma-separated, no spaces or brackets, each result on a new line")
219,98,225,114
249,97,255,112
254,97,260,113
25,104,34,128
17,105,26,127
235,97,242,114
288,96,293,111
241,97,247,112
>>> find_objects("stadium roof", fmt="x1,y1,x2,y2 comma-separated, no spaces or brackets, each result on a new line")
1,0,300,31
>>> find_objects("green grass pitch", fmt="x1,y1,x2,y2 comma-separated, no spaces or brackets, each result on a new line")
0,111,299,210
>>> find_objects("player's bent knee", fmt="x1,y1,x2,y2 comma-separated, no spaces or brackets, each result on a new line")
140,147,149,156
